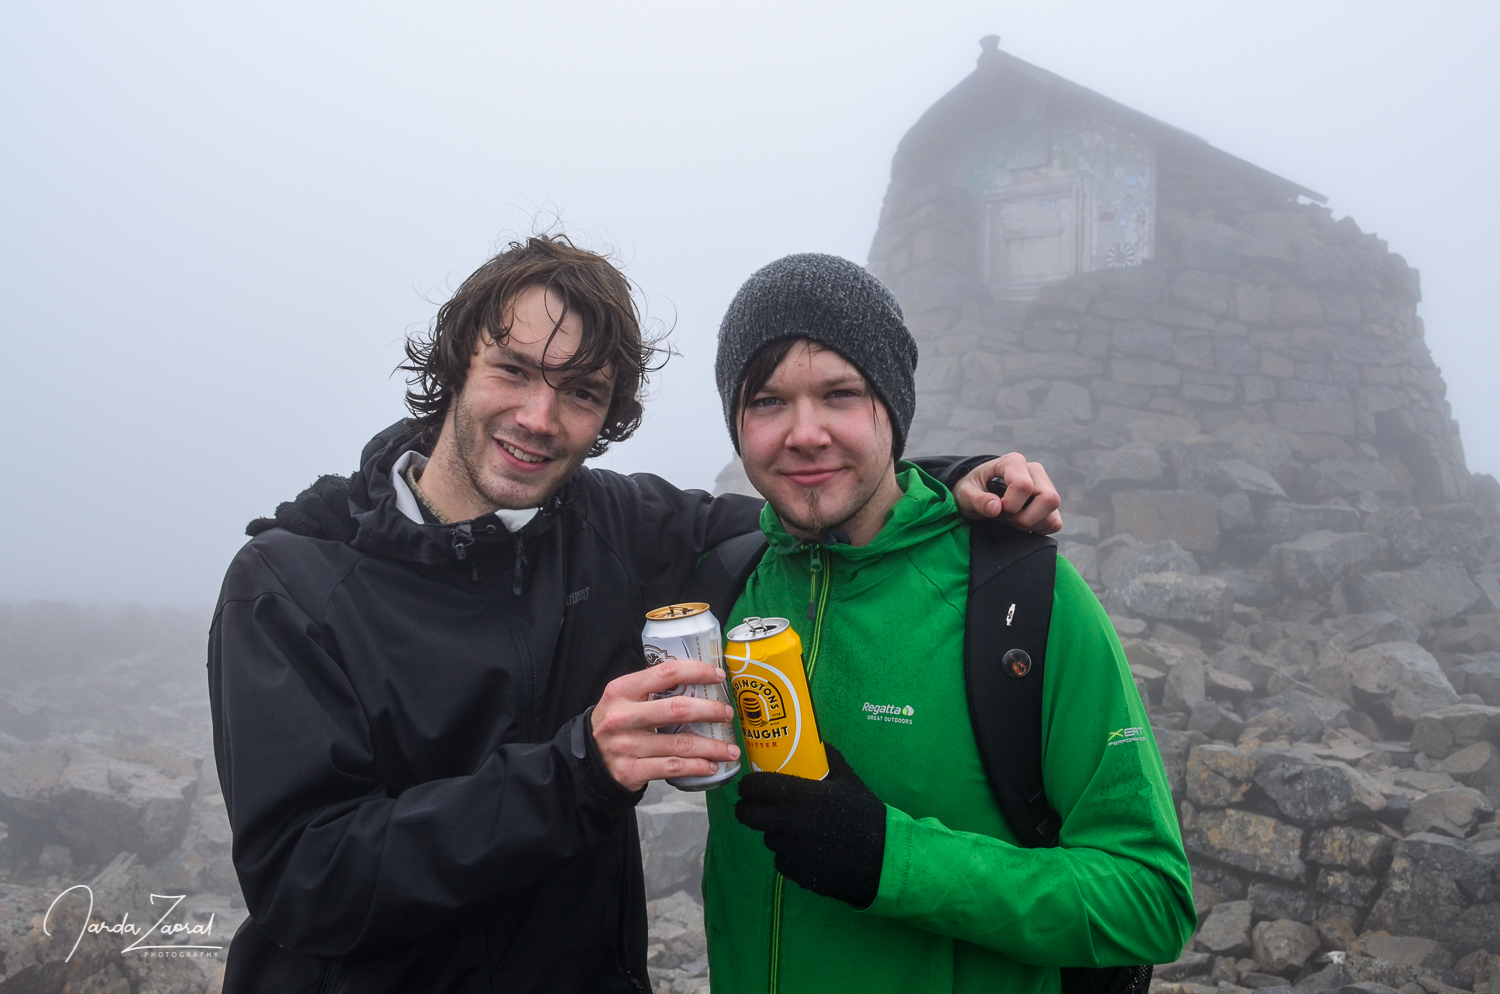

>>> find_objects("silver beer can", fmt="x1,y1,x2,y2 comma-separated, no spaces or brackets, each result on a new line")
642,602,741,790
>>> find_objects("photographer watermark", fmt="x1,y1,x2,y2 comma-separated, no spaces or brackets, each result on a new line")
43,884,222,962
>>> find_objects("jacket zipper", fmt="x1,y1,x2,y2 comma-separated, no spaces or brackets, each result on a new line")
768,544,834,994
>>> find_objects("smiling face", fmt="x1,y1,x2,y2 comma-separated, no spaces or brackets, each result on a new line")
420,284,613,519
737,340,903,546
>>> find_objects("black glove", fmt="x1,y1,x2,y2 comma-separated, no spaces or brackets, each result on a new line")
734,743,887,909
245,474,357,542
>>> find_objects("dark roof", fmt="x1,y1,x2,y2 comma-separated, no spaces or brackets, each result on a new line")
891,37,1326,204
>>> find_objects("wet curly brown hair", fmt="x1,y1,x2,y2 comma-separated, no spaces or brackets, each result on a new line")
400,235,666,457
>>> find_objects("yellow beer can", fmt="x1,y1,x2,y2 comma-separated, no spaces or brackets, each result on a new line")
724,616,829,780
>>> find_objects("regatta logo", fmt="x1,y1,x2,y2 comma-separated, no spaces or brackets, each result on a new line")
1107,726,1147,746
862,702,915,725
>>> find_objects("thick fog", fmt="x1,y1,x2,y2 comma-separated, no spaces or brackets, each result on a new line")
2,1,1497,607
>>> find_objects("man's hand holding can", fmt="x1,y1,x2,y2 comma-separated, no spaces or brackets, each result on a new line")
591,659,742,792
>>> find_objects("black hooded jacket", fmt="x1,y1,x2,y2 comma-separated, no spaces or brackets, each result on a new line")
210,422,765,992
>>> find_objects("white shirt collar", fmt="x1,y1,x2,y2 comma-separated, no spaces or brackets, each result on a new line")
390,450,539,532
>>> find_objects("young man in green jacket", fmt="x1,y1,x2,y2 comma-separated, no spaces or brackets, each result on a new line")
701,254,1195,994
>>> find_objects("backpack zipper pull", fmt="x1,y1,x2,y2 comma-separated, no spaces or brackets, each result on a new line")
1006,603,1016,627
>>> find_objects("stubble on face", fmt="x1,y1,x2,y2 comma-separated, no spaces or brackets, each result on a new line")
448,376,585,511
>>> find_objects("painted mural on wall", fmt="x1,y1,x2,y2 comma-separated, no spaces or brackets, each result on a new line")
942,117,1155,298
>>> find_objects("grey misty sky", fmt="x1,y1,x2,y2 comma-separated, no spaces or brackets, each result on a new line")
0,1,1495,607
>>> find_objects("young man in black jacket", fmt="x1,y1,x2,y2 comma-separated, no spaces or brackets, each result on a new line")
210,235,1062,993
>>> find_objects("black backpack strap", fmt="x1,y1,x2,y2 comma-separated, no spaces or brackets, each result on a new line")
684,531,770,625
965,521,1154,994
965,520,1060,848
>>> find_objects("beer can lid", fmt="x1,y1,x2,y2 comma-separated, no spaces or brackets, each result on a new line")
725,616,791,642
645,602,711,621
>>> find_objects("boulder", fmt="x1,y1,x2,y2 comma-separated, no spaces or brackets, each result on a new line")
1261,503,1361,540
1219,491,1258,533
1348,934,1454,970
1162,653,1207,712
1077,446,1165,492
1301,459,1402,499
1186,743,1256,806
1458,654,1500,705
1401,787,1493,838
637,793,710,901
1355,561,1482,628
1197,899,1254,956
1112,490,1221,553
1346,643,1459,731
1365,832,1500,955
1211,646,1283,694
1335,613,1421,651
1271,531,1381,597
1305,826,1395,874
1100,539,1199,590
1251,919,1320,974
1246,881,1316,923
1253,748,1386,825
1213,460,1288,498
1409,703,1500,759
1315,869,1381,907
1183,808,1307,882
1115,572,1233,632
0,743,196,863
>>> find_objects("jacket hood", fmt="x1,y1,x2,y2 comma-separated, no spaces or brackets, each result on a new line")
347,421,560,565
760,463,960,562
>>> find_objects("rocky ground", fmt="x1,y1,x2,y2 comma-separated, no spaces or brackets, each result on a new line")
0,603,239,993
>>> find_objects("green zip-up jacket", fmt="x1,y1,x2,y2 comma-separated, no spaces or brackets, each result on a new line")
702,465,1194,994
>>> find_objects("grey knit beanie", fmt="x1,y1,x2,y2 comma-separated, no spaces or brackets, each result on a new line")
715,253,918,459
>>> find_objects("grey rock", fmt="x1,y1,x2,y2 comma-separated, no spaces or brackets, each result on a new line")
1058,514,1102,541
1316,868,1381,907
1199,899,1255,956
1247,881,1317,923
1041,380,1093,421
1059,541,1099,584
1351,934,1454,970
1253,748,1386,825
1078,445,1165,492
1272,531,1381,597
1220,492,1258,533
1163,654,1208,711
1388,512,1489,569
1215,460,1289,498
1335,613,1421,651
0,743,196,863
1365,832,1500,954
637,794,709,901
1408,703,1500,759
1184,808,1307,882
1113,490,1221,553
1153,725,1204,800
1346,642,1460,729
1187,743,1256,806
1212,645,1283,693
1242,690,1352,743
1101,539,1199,590
1215,568,1280,606
1301,459,1402,499
1159,951,1216,982
1116,572,1233,632
1189,701,1247,742
1435,740,1497,779
1457,653,1500,705
1261,503,1362,540
1362,563,1488,626
1251,919,1320,974
1271,402,1357,437
1112,358,1183,387
1306,826,1395,874
1402,787,1493,838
